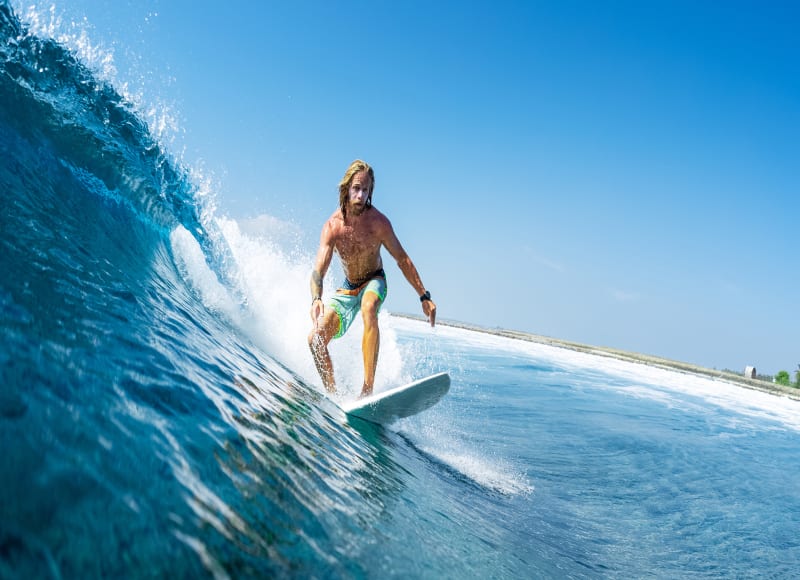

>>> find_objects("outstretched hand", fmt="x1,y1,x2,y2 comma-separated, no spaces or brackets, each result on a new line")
422,299,436,327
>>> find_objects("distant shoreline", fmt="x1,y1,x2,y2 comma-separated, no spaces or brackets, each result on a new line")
391,313,800,402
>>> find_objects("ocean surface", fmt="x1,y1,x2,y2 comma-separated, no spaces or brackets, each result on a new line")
3,4,800,578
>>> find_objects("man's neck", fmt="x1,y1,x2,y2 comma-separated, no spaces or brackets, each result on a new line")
346,205,371,221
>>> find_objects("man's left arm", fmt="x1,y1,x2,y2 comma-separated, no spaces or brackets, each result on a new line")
382,221,437,327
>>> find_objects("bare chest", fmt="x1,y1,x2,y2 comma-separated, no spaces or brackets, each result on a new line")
333,220,382,271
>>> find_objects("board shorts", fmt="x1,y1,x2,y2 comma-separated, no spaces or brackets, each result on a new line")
328,269,387,339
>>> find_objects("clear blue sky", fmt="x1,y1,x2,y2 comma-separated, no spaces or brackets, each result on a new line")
17,0,798,374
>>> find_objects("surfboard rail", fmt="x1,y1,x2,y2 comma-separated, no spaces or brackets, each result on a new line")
341,372,450,425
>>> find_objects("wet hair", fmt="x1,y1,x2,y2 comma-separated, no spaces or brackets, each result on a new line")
338,159,374,219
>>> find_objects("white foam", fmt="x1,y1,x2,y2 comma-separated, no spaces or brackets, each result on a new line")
170,226,240,316
172,217,540,495
394,416,533,496
15,1,183,149
426,446,533,495
392,317,800,432
172,215,415,398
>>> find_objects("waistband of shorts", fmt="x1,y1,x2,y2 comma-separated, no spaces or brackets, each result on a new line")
342,268,385,291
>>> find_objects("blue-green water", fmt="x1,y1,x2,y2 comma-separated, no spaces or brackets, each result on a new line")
2,3,800,577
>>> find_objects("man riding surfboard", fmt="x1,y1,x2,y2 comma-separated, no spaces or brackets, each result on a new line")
308,159,436,397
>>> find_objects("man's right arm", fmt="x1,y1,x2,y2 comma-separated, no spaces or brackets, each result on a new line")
310,220,335,323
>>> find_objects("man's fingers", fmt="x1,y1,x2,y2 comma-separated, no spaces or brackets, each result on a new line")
427,303,436,327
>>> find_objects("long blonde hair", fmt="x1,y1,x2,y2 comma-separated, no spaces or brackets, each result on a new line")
338,159,374,219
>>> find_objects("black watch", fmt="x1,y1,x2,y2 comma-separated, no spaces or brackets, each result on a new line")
419,290,431,303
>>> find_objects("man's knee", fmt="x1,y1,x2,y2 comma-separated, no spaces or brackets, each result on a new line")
310,312,339,348
361,294,381,324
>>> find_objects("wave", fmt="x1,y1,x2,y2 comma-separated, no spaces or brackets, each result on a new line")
1,4,522,576
0,4,365,575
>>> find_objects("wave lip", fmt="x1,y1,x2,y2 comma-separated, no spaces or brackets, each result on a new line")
1,2,203,237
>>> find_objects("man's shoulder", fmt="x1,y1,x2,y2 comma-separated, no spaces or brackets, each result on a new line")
366,206,391,227
324,209,345,228
320,210,344,241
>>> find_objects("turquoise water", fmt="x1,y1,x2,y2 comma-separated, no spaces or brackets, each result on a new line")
396,321,800,577
2,3,800,577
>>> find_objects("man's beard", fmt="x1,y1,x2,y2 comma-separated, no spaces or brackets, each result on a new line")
350,201,368,216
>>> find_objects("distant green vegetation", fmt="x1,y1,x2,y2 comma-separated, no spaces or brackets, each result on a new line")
774,366,800,388
736,364,800,388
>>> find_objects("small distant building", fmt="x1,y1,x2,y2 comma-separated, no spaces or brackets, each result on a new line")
744,366,757,379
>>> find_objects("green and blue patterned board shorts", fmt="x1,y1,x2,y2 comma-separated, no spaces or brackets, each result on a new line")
328,273,387,339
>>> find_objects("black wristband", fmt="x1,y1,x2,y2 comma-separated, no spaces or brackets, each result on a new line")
419,290,431,303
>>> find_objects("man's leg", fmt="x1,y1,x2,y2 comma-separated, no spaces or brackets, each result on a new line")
360,292,382,398
308,309,340,393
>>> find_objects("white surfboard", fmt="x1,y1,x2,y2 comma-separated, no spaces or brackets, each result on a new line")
341,372,450,425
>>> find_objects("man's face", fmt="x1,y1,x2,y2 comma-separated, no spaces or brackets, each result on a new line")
348,171,372,216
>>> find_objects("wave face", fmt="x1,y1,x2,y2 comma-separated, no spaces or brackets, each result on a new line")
0,4,410,577
2,5,509,578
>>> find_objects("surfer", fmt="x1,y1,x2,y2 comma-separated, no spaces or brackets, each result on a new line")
308,159,436,397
